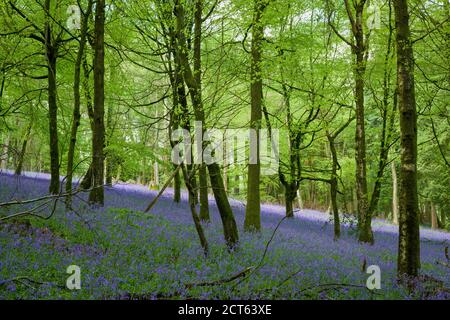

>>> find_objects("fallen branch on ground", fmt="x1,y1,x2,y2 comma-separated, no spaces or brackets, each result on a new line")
0,276,66,290
185,266,255,289
435,260,450,268
144,165,181,213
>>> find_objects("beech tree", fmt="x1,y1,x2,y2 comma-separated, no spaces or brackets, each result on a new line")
393,0,420,279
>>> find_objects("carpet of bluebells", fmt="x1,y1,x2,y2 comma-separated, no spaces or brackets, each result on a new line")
0,171,449,300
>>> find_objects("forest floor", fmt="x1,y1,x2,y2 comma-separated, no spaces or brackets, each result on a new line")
0,171,449,300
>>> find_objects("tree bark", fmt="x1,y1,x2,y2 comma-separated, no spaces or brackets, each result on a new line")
284,183,296,218
353,4,371,243
234,175,240,195
88,0,105,205
0,136,8,170
394,0,420,279
174,0,238,248
431,204,438,229
181,165,209,256
245,0,267,232
66,0,93,206
105,102,114,186
391,161,399,225
45,0,59,194
367,2,396,223
193,0,210,221
328,134,340,240
173,163,181,203
14,121,32,176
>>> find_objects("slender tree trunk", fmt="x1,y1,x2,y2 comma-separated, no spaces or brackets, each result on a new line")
88,0,105,205
334,0,371,243
79,47,95,190
297,190,303,210
14,121,32,176
328,135,340,240
234,174,240,195
153,161,159,187
199,164,209,221
45,0,60,194
245,0,267,232
174,0,238,248
367,4,396,222
168,62,181,203
394,0,420,279
105,103,113,186
431,204,438,229
391,161,399,225
440,209,446,229
181,164,209,256
193,0,210,221
66,0,92,207
173,163,181,203
0,136,8,170
355,51,371,243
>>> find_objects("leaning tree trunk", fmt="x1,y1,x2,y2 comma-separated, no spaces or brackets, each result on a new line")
181,164,209,256
88,0,105,205
394,0,420,279
174,0,239,248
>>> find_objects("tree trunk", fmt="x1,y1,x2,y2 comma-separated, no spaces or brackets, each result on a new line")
297,190,303,210
391,161,399,225
14,121,32,176
174,0,238,248
328,134,340,240
431,204,438,229
394,0,420,279
66,0,92,206
0,136,8,170
208,162,239,247
199,164,210,221
105,104,113,186
440,209,446,229
245,0,266,232
181,164,209,256
193,0,209,221
354,49,371,243
153,161,159,187
367,4,396,224
284,183,295,218
45,0,60,194
173,164,181,203
234,174,240,195
88,0,105,205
